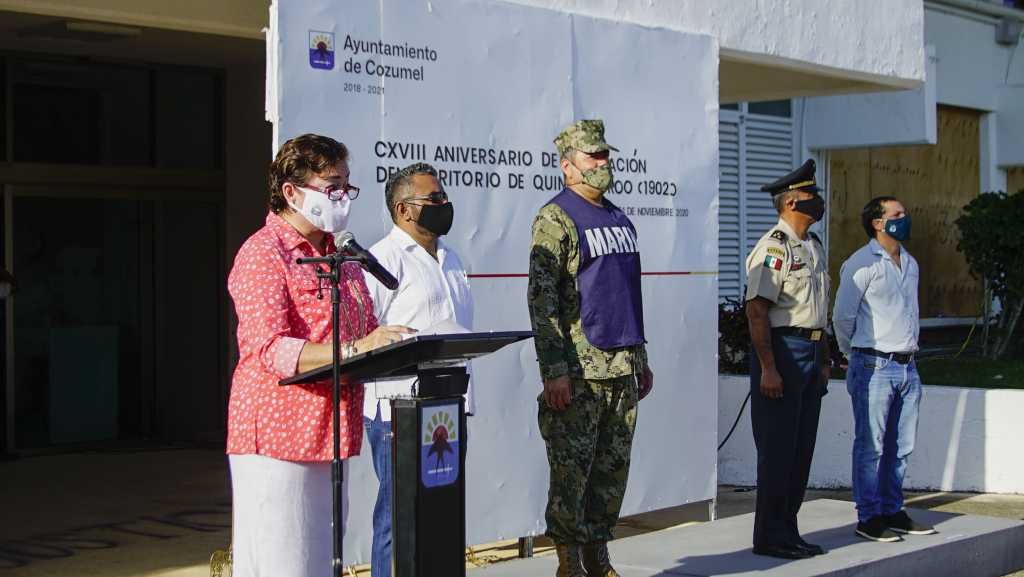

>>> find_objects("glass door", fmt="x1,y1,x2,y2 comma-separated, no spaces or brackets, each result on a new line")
11,194,147,447
7,187,225,450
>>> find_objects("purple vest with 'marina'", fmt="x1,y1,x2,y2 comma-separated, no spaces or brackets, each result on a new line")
548,188,646,350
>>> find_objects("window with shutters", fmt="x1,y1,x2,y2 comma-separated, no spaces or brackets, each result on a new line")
718,101,797,300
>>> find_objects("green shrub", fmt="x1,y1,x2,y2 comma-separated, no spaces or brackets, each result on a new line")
719,297,750,374
955,190,1024,359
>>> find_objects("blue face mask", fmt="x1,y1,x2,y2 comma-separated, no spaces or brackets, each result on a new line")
884,214,911,241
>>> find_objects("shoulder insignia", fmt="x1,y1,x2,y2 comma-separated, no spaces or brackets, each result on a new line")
808,231,822,244
766,246,785,258
769,230,787,243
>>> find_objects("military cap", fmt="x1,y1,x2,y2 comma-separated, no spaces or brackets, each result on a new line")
554,119,619,157
761,159,821,196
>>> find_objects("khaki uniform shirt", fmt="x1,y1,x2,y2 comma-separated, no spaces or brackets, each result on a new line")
744,218,829,329
527,202,648,381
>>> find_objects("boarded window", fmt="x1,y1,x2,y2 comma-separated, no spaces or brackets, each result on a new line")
1009,167,1024,195
828,105,982,318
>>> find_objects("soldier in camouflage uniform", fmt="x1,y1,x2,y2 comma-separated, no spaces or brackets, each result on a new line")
528,120,654,577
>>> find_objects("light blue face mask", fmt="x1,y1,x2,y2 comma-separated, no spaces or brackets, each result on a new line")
884,214,912,241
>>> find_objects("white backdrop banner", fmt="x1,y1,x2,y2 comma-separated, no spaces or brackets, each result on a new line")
268,0,719,562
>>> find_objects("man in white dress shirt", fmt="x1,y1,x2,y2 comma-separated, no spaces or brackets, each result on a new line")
362,162,474,577
833,196,936,543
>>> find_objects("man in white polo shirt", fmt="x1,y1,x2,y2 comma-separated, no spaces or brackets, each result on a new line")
833,196,936,543
362,162,474,577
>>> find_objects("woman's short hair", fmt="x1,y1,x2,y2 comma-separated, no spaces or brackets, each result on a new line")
267,134,349,214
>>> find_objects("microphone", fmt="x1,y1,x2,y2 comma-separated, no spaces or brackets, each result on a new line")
337,232,400,290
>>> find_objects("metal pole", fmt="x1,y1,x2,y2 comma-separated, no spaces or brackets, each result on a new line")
928,0,1024,22
331,268,344,576
295,251,367,576
517,537,534,558
983,279,991,358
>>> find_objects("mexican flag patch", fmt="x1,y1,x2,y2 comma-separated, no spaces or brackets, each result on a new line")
764,255,784,270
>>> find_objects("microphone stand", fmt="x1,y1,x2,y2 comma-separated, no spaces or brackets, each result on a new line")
296,250,363,577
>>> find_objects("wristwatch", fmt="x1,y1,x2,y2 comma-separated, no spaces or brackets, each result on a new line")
342,341,358,359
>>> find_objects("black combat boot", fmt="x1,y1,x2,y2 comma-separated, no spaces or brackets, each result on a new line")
555,543,587,577
582,541,621,577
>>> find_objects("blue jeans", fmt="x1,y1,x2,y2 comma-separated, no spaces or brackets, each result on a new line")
847,350,922,523
364,410,392,577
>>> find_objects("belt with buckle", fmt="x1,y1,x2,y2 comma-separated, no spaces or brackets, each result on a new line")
773,327,824,342
853,347,914,364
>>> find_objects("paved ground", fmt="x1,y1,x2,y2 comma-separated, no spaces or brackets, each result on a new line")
1,450,1022,576
0,449,231,577
475,499,1024,577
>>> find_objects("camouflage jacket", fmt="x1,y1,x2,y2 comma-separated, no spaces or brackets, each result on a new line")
527,201,648,381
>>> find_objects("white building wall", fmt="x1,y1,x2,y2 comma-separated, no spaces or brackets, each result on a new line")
1,0,928,91
799,4,1023,192
925,6,1024,168
981,112,1009,192
997,88,1024,168
804,7,1021,146
497,0,925,87
926,8,1001,111
802,46,938,149
719,375,1024,494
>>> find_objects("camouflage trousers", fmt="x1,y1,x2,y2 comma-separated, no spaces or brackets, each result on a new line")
538,375,638,545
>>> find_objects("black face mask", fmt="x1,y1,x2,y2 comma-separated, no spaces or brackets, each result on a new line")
417,202,454,236
793,195,825,222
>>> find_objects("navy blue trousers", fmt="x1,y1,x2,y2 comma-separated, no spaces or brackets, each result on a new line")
749,332,826,548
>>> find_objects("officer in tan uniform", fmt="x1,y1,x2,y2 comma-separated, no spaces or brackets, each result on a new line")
744,159,831,560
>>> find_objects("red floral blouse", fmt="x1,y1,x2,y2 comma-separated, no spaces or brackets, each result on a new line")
226,212,377,461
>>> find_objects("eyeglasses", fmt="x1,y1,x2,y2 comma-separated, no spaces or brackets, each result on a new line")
298,182,360,201
402,190,448,204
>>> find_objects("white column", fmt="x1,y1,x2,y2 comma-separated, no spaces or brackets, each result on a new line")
980,112,1007,193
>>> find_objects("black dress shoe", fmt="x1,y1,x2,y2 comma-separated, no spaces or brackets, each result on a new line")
752,544,814,559
794,541,826,556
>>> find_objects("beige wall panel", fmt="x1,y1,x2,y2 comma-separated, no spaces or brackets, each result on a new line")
829,106,982,318
0,0,266,38
1009,167,1024,195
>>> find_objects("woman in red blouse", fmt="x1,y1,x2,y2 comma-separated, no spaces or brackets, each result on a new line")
227,134,410,577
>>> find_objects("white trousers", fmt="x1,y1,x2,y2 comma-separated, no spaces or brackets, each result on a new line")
229,454,341,577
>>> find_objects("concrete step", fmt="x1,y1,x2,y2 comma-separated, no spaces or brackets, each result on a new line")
472,499,1024,577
